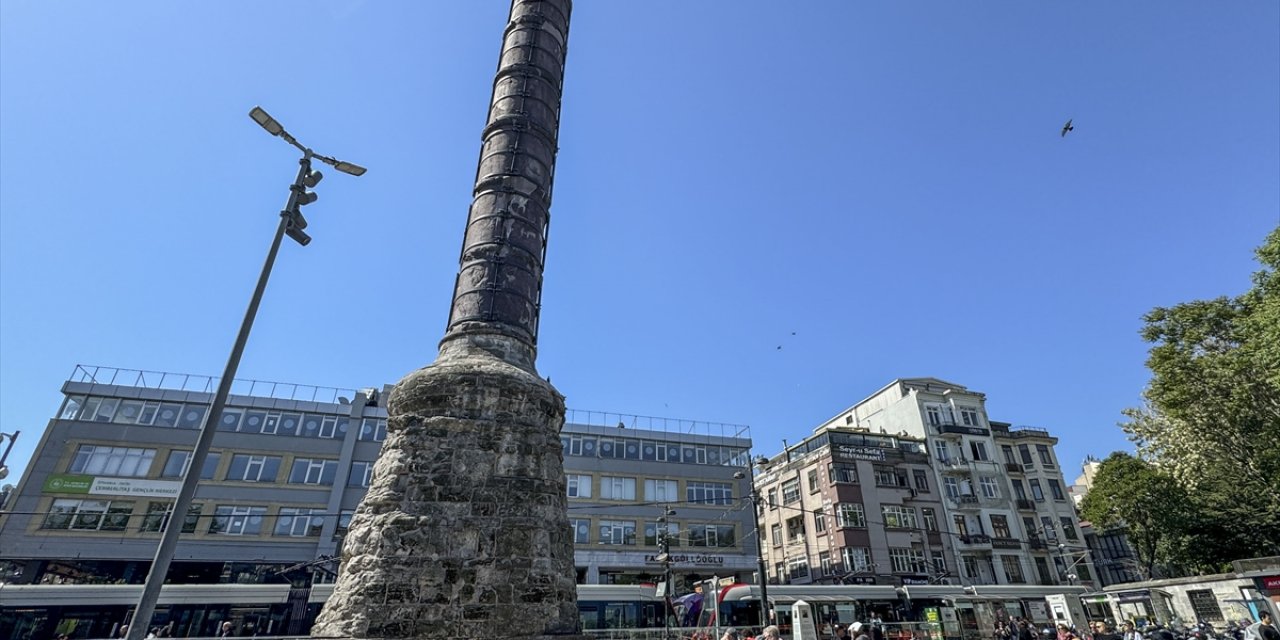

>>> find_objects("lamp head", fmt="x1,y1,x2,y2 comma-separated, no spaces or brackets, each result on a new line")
249,106,284,136
334,161,367,177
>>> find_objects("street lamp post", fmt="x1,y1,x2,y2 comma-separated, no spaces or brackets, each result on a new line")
0,431,19,481
125,108,364,640
735,457,772,628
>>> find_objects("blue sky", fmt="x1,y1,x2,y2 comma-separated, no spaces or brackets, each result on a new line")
1,1,1277,485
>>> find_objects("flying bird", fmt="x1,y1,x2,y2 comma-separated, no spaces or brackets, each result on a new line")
1061,119,1074,137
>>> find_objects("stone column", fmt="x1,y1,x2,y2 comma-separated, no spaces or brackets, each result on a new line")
311,1,582,639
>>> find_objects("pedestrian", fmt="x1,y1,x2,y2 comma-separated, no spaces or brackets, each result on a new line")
722,628,741,640
1019,620,1038,640
762,625,782,639
1058,623,1080,640
1248,612,1280,640
852,622,872,640
871,613,886,640
1121,621,1142,640
217,621,235,638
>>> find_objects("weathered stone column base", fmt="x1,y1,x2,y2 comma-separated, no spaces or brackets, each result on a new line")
311,336,587,640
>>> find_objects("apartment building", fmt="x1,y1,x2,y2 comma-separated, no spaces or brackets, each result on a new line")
802,378,1097,589
753,427,957,587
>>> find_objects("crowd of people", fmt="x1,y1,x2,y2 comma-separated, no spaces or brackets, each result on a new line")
711,610,1279,640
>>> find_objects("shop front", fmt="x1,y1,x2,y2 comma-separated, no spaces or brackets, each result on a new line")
1110,589,1174,627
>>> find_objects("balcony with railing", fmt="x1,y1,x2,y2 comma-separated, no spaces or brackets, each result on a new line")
1015,498,1037,511
932,420,990,437
1004,462,1024,473
938,457,971,474
1027,536,1048,551
948,495,981,510
958,534,992,547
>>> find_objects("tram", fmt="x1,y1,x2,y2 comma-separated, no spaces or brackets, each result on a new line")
0,581,1089,639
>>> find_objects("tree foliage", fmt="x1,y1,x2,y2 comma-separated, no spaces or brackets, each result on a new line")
1079,452,1192,579
1119,226,1280,565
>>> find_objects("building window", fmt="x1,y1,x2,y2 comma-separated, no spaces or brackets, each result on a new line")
807,469,820,493
1060,517,1079,541
1029,479,1045,501
1001,445,1017,464
922,508,938,532
962,556,979,578
889,547,926,573
570,518,591,544
1048,479,1066,501
932,550,947,574
926,405,942,426
944,477,960,499
819,551,833,576
226,455,282,483
288,458,338,485
881,505,918,529
959,406,981,427
1001,555,1026,583
358,418,387,442
598,520,636,545
687,481,733,506
1040,516,1058,540
1018,444,1034,466
788,558,810,579
969,441,990,462
775,562,785,583
644,479,676,502
209,505,267,535
70,445,156,478
836,503,866,528
689,524,735,548
767,488,779,509
140,501,201,533
1035,557,1054,584
933,440,951,462
43,498,133,531
644,521,680,547
785,515,805,540
874,466,905,487
1011,479,1027,500
160,450,220,480
913,470,930,492
349,461,374,488
843,547,872,573
830,464,858,484
1036,444,1054,467
275,508,325,537
567,474,593,498
814,510,827,534
771,524,783,547
979,476,999,499
953,515,970,537
781,479,801,504
600,476,637,501
990,514,1011,538
335,511,353,540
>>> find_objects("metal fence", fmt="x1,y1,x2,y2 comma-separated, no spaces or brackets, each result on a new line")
69,364,361,405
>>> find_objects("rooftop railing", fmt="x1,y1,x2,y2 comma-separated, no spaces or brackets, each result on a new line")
68,364,361,405
564,408,751,441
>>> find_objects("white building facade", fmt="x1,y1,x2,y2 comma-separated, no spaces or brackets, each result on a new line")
813,378,1098,589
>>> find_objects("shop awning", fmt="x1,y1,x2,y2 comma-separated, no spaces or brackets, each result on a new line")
766,587,900,603
901,586,966,600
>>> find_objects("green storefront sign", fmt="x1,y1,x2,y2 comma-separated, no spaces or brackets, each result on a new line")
42,474,94,494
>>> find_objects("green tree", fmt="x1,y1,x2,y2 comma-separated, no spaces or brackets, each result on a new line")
1122,226,1280,558
1080,452,1193,579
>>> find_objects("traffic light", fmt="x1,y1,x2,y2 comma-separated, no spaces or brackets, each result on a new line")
284,167,322,246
